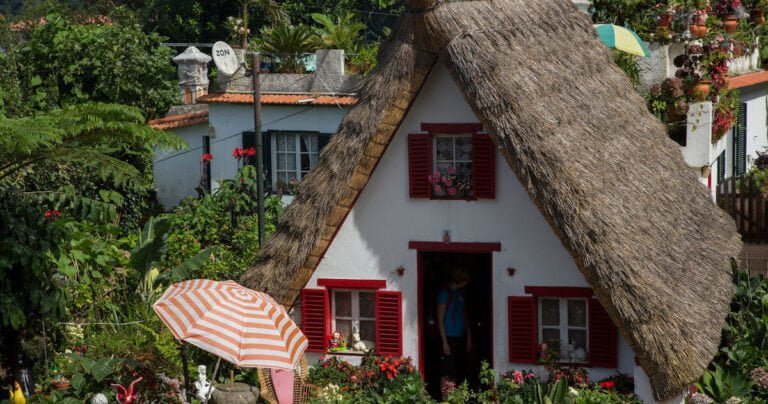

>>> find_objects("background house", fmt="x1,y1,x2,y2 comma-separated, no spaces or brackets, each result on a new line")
150,47,359,208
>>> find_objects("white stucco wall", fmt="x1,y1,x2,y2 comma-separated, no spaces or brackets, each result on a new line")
303,65,636,381
153,124,209,208
740,86,768,169
153,104,350,208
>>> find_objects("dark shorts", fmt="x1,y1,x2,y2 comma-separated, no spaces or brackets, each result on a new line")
440,336,468,384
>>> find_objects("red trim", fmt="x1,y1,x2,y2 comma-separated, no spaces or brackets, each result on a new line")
408,241,501,253
421,123,483,133
524,286,593,298
375,290,403,356
507,296,538,363
317,279,386,289
417,252,425,379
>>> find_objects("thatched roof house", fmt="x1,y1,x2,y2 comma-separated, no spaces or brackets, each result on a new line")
242,0,741,399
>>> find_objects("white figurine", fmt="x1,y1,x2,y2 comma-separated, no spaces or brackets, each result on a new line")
195,365,215,403
91,393,108,404
351,332,368,352
565,342,575,361
571,347,587,362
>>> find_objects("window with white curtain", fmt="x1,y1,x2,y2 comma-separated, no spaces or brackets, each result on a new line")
271,132,319,189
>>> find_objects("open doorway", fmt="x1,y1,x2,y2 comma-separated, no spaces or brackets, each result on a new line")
419,251,493,399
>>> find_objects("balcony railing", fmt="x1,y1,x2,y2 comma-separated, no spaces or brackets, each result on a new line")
716,176,768,242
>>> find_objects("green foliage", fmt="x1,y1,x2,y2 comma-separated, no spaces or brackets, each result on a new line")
310,12,366,52
695,365,754,402
252,22,315,73
163,166,282,281
613,50,640,89
12,13,177,119
534,377,570,404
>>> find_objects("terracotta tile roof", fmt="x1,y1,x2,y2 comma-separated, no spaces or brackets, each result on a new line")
197,92,358,106
728,70,768,90
148,110,209,130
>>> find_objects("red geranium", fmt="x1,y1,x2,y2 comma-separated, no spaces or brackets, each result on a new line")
600,380,616,390
232,147,256,160
44,209,61,221
201,153,213,162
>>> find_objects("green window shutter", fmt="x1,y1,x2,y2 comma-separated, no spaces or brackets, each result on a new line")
262,131,272,192
733,103,747,176
243,130,273,192
717,151,726,183
318,133,332,152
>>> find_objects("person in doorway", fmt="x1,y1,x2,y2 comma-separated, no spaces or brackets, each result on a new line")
437,266,472,389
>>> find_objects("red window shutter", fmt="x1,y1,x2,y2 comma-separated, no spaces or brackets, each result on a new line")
588,298,618,368
375,290,402,356
408,133,431,198
508,296,537,363
472,133,495,199
301,288,329,353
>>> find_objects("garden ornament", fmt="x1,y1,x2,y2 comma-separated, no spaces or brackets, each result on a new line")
111,377,142,404
351,332,368,352
9,381,25,404
195,365,215,402
91,393,108,404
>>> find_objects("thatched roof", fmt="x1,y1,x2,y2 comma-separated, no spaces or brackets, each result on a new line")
241,0,742,399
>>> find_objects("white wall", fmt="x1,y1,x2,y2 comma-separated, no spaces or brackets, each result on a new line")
153,104,350,208
304,66,636,381
206,104,350,191
740,86,768,170
153,124,209,208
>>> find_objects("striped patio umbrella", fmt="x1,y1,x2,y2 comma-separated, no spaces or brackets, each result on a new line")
593,24,651,57
153,279,308,370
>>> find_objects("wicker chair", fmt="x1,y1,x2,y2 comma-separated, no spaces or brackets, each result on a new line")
257,355,314,404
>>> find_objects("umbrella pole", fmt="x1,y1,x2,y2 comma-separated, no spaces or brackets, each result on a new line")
180,343,191,403
205,358,222,403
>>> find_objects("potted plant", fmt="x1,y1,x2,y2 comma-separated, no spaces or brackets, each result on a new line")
648,78,690,122
712,0,742,33
691,11,710,38
743,0,768,24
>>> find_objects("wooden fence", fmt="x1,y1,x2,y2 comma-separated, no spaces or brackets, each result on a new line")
716,176,768,242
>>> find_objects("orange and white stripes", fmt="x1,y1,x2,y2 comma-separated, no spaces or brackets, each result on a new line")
153,280,307,371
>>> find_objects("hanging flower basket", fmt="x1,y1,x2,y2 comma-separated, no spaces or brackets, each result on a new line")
722,14,739,33
688,80,712,101
751,8,766,25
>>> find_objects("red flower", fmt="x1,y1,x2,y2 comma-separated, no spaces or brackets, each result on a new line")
232,147,243,159
243,147,256,157
600,380,616,390
44,209,61,221
201,153,213,162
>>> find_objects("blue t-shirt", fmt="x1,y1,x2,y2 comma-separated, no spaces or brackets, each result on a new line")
437,288,466,337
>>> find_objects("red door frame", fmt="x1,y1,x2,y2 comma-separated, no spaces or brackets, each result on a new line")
412,241,499,378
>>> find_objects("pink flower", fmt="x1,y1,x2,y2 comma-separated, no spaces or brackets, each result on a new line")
444,179,452,187
447,166,455,174
448,188,457,196
434,186,443,193
512,370,524,384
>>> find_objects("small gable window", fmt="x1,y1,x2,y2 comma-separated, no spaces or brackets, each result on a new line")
433,135,474,197
408,123,495,199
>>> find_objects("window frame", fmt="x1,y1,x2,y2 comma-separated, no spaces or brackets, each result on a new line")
270,131,320,190
317,278,386,355
432,133,475,198
330,289,377,353
537,297,589,364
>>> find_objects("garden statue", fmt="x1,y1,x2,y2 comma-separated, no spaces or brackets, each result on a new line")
111,377,142,404
91,393,108,404
195,365,215,402
9,381,25,404
351,332,368,352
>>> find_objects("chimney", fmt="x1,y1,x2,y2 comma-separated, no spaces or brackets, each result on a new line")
311,49,345,93
173,46,212,105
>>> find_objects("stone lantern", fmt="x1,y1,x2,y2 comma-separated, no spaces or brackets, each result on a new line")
173,46,212,105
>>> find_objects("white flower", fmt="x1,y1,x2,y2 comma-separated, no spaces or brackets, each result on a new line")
689,393,714,404
725,397,743,404
568,387,579,397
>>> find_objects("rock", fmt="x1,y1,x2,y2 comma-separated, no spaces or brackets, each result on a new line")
209,382,259,404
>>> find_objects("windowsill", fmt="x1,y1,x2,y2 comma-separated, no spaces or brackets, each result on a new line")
428,195,477,201
326,349,371,356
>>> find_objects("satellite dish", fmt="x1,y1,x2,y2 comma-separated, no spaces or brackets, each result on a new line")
212,41,239,76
